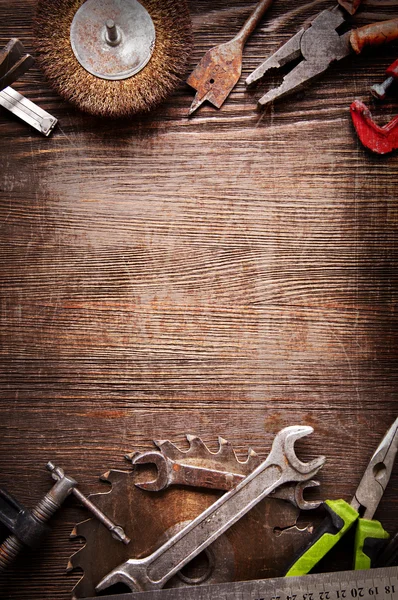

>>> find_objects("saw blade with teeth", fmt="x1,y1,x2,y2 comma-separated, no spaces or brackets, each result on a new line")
129,434,262,476
68,437,318,598
155,435,260,470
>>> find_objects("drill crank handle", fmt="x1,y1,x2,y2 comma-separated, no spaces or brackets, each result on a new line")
47,463,130,545
351,18,398,54
234,0,274,46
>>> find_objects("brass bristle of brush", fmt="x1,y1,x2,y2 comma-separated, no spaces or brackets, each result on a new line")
34,0,192,118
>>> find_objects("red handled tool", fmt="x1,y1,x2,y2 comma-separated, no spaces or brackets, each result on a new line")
371,58,398,100
350,100,398,155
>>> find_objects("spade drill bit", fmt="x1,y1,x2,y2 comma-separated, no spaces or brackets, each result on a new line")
187,0,274,115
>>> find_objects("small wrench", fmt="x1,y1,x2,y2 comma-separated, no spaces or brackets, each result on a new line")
96,426,325,593
130,450,321,510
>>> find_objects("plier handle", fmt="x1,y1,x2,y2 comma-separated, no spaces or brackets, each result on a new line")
285,417,398,576
246,6,398,109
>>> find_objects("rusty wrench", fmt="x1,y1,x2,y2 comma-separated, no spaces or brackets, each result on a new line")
96,426,325,593
130,449,321,510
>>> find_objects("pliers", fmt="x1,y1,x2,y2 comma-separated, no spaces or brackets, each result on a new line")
246,6,398,108
285,416,398,577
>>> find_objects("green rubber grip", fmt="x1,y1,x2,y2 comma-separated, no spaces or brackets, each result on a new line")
354,518,390,570
285,499,359,577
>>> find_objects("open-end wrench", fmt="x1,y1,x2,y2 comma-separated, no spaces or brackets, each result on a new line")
96,426,325,593
130,450,321,510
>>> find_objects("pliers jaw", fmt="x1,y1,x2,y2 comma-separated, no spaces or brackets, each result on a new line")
351,417,398,520
246,7,352,108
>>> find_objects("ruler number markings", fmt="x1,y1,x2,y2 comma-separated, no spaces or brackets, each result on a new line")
253,576,397,600
90,566,398,600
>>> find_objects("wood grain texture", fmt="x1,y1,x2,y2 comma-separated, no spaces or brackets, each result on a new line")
0,0,397,598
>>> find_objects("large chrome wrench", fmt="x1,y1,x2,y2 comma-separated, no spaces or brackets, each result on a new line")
96,426,325,593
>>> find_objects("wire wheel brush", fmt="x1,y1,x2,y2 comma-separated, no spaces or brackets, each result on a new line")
34,0,192,118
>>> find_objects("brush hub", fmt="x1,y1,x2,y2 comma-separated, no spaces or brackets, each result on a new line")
70,0,156,81
105,20,122,46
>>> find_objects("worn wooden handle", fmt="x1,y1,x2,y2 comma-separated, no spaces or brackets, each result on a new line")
235,0,275,46
350,17,398,54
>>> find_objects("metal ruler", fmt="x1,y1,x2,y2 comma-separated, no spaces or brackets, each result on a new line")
86,567,398,600
0,87,57,136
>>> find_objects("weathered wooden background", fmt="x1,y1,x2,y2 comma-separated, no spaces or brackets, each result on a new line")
0,0,397,598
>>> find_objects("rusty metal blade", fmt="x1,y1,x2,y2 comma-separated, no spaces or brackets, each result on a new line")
187,0,275,114
187,39,244,115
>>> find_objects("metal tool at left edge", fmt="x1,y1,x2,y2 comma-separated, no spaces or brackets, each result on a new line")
0,38,57,136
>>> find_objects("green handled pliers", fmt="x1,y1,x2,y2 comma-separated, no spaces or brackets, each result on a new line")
285,416,398,577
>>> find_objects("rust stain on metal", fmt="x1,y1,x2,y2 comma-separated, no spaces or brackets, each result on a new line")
187,38,243,111
338,0,362,15
69,468,310,597
350,17,398,54
187,0,275,114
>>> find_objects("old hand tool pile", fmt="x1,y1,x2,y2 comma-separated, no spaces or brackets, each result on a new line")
186,0,398,156
245,8,398,109
67,426,322,597
1,0,398,156
67,425,324,597
96,426,323,593
0,427,397,596
48,419,394,598
188,0,398,117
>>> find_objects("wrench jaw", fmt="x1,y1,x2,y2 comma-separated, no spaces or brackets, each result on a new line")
95,559,148,593
132,452,170,492
295,480,322,511
271,479,322,511
275,426,326,479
